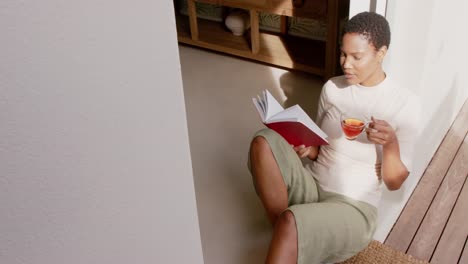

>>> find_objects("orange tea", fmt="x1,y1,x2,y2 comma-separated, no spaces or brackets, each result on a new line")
341,118,365,140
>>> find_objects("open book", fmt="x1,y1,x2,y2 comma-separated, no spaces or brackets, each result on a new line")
252,90,328,147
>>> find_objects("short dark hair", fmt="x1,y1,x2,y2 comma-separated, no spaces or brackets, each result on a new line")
343,11,391,50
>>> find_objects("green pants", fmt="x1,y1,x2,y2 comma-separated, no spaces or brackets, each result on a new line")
248,129,377,264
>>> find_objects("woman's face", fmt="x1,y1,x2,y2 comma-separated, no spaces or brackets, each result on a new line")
340,33,387,86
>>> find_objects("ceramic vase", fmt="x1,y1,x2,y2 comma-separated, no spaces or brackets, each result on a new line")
225,10,250,36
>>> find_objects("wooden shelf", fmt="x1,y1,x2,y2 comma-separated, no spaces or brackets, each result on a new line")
176,14,325,75
174,0,348,78
193,0,328,20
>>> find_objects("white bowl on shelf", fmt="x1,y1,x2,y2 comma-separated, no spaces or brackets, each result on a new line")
225,10,250,36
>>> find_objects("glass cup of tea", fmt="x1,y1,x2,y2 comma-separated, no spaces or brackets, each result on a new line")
340,112,368,140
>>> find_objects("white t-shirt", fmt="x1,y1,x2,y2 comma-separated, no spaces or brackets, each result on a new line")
307,75,421,207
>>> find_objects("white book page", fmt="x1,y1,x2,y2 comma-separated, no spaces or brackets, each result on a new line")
296,108,328,139
252,98,265,121
269,105,328,139
259,93,267,115
264,90,284,121
267,104,301,123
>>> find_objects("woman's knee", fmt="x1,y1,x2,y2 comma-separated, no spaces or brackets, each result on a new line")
250,136,271,157
273,210,298,256
276,210,297,232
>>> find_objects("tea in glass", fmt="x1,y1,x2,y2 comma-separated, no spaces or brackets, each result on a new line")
340,113,367,140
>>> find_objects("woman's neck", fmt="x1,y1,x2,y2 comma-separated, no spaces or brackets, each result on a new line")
360,69,386,87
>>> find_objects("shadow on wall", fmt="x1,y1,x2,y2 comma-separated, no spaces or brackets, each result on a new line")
418,74,460,153
279,71,325,120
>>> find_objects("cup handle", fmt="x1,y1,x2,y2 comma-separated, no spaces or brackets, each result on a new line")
365,121,379,133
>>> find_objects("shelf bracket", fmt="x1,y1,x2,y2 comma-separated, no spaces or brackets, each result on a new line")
250,9,260,54
280,16,288,35
187,0,199,40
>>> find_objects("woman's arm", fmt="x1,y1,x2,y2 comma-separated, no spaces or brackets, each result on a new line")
366,117,409,190
381,139,409,190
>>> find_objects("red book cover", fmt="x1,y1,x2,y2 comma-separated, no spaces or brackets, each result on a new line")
266,121,329,147
252,90,328,147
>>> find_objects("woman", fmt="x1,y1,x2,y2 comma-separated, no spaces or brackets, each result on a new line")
248,12,420,264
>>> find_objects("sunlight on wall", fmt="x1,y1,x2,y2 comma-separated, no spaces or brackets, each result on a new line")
268,68,290,103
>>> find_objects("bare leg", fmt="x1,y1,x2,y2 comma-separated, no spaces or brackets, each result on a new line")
249,136,288,225
266,210,298,264
250,136,299,263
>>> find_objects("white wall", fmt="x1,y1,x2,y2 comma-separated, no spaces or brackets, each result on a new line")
0,1,204,263
352,0,468,241
349,0,387,17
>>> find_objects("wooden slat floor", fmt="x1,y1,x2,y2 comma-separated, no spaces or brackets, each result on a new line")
385,99,468,264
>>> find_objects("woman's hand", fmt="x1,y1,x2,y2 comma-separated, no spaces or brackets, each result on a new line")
365,117,397,146
292,145,319,160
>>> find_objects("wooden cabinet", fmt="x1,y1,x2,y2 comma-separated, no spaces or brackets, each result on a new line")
175,0,349,79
